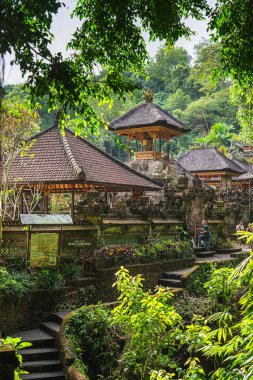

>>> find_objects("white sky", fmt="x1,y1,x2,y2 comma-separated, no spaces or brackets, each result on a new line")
4,0,215,85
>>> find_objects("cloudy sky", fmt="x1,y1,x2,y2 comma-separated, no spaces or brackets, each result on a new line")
4,0,214,85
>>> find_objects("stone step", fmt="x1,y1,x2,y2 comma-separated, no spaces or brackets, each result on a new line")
196,251,216,258
162,272,182,280
19,348,59,361
47,311,70,325
21,371,65,380
22,359,62,373
13,329,55,349
158,278,184,288
230,251,248,258
193,247,207,253
41,322,61,338
215,248,242,254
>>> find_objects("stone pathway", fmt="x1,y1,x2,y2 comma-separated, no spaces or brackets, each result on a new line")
14,312,69,380
159,247,248,289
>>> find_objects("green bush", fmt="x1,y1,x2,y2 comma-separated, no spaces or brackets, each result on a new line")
66,305,120,379
0,268,33,298
136,239,194,261
34,269,65,289
186,263,217,295
0,249,26,271
60,263,82,285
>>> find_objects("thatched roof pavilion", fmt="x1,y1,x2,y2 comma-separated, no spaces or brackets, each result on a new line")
5,126,162,193
179,148,246,188
110,99,189,161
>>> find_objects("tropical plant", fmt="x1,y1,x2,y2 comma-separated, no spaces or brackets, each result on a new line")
60,263,82,285
0,268,33,298
110,267,183,379
66,305,120,379
34,269,65,289
0,336,32,380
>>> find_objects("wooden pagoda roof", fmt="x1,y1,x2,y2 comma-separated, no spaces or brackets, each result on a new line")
3,126,162,192
110,101,189,135
179,148,246,175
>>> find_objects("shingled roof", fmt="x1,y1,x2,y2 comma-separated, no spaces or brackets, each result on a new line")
3,126,162,191
179,148,246,175
110,101,189,134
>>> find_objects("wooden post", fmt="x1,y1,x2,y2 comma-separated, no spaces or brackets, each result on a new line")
127,135,131,162
44,191,49,214
71,185,75,222
159,136,162,153
154,132,157,159
20,190,24,214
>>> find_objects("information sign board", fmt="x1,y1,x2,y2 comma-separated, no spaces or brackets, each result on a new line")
30,232,59,267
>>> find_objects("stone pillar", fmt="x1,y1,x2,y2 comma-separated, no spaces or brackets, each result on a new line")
0,344,19,380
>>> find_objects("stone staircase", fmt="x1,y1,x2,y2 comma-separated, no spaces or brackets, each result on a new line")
158,266,198,289
14,311,69,380
158,247,245,290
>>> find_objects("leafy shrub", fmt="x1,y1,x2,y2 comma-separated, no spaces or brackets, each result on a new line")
66,305,120,379
101,244,135,266
34,269,65,289
136,239,194,261
204,267,241,305
0,248,26,271
110,267,183,380
186,263,217,295
0,268,33,298
0,336,32,379
186,257,246,296
60,263,82,285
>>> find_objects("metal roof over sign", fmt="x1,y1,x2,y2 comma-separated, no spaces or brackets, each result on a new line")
20,214,73,225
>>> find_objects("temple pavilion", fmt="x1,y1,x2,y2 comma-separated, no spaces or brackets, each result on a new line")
3,124,162,220
110,95,189,161
179,148,246,188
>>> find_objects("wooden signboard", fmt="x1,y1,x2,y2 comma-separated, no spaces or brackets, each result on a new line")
30,232,59,267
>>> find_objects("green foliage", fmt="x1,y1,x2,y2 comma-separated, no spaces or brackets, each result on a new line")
0,268,33,298
183,88,237,133
111,267,183,379
60,264,82,285
204,267,240,305
230,83,253,144
136,239,194,261
34,269,65,289
194,123,237,150
186,263,217,295
209,0,253,85
0,336,32,380
66,305,120,379
0,248,26,271
188,40,224,94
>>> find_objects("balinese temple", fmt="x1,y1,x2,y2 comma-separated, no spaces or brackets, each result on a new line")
110,92,189,162
232,158,253,188
110,96,215,228
5,125,161,211
1,124,164,257
179,148,246,188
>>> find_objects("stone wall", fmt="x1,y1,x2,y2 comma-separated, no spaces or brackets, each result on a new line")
0,278,95,336
94,257,195,303
1,258,194,335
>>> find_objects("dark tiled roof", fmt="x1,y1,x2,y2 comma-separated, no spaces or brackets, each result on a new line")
236,173,253,181
179,148,246,174
4,126,162,191
110,102,189,134
232,158,252,172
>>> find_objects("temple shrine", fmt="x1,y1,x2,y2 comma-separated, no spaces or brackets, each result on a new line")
110,91,189,162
